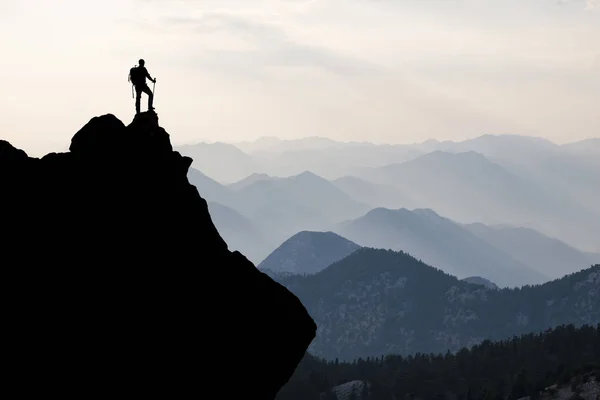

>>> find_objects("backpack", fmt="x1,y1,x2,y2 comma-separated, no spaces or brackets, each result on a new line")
128,66,144,86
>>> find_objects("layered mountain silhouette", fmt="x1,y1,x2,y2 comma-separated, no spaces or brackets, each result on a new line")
561,138,600,154
0,112,316,398
183,159,597,279
355,150,600,253
501,150,600,225
175,133,599,260
187,167,233,205
415,134,560,161
335,207,547,287
275,248,599,360
189,169,370,261
418,136,600,218
332,175,415,210
464,223,600,279
207,201,274,263
177,141,259,183
180,137,424,182
230,171,369,229
227,172,282,191
258,231,361,275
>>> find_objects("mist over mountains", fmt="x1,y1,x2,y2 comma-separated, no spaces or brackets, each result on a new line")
177,134,600,283
334,207,548,288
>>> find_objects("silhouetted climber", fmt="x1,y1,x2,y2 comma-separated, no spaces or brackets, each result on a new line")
128,59,156,114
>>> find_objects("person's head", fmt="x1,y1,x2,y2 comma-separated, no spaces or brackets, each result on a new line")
139,59,145,67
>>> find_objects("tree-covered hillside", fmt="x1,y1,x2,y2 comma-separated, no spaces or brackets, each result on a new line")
277,324,600,400
276,248,599,360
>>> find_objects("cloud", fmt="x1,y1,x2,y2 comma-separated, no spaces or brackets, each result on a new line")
130,9,381,78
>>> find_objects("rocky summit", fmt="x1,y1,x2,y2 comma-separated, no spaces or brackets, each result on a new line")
0,111,316,398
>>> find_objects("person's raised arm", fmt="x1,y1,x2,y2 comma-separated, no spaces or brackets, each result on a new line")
146,69,156,83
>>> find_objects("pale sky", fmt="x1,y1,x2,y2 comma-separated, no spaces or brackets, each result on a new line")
0,0,598,156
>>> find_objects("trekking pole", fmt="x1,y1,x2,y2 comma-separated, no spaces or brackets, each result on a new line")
152,80,156,96
131,84,134,99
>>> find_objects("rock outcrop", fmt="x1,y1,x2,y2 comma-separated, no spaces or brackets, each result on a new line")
0,111,316,398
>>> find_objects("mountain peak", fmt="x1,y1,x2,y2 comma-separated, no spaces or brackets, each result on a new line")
0,112,315,398
411,208,443,219
228,172,278,191
69,111,172,157
293,170,324,180
258,231,361,275
337,207,548,287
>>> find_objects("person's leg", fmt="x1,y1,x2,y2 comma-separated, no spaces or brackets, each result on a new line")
135,87,142,114
142,84,154,110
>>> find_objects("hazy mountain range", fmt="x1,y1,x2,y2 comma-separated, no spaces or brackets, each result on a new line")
334,208,548,288
259,219,598,288
177,134,599,286
463,223,600,280
350,150,600,254
177,134,599,257
186,176,598,287
187,168,371,262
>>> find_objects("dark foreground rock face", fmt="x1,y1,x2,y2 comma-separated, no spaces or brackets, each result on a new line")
0,112,316,398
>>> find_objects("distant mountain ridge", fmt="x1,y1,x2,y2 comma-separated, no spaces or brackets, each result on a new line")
561,138,600,154
414,134,560,161
275,248,599,360
353,150,600,253
335,207,547,287
187,168,233,205
182,134,600,256
332,176,415,210
206,201,275,263
177,142,258,183
187,162,597,278
232,171,370,236
464,223,600,279
258,231,361,275
227,173,282,191
187,169,370,261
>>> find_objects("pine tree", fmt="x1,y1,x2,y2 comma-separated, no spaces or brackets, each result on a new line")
324,390,337,400
466,387,473,400
509,370,529,400
361,382,369,400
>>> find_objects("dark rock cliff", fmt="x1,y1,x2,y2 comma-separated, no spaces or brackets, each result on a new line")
0,111,316,398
